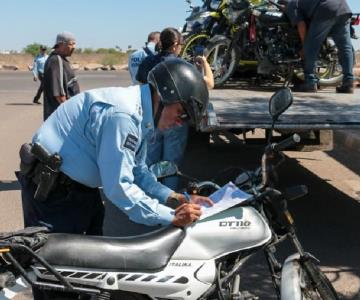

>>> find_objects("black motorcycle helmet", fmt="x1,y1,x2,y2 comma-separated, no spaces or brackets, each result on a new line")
147,58,209,130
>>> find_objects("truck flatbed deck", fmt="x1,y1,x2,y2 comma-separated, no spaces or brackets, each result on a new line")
203,88,360,131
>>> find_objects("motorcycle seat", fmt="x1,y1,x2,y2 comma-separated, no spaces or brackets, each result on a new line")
37,226,185,271
259,11,288,24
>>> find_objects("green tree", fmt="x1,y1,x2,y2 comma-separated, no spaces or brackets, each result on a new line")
95,48,109,54
23,43,47,57
83,48,95,54
107,48,117,54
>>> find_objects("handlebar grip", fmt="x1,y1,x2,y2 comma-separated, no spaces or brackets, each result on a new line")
271,134,301,152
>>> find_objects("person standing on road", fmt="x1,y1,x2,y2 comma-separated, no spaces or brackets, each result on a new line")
128,31,160,84
43,31,80,120
136,27,214,190
286,0,354,93
31,45,48,104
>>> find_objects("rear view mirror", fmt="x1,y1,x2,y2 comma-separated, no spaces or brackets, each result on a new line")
269,88,293,121
149,161,178,179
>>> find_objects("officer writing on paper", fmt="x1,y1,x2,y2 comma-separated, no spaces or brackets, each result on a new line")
18,58,213,235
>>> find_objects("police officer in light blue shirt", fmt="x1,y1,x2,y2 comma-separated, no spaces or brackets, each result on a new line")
128,31,160,84
18,58,213,237
32,45,48,104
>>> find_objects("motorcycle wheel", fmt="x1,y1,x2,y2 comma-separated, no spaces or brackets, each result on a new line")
180,32,210,63
294,56,343,87
205,37,239,87
300,260,339,300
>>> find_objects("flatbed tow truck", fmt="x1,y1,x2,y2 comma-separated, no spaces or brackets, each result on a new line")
201,88,360,151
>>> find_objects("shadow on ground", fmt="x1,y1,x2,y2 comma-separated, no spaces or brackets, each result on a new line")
0,180,20,191
6,103,40,106
181,137,360,299
327,142,360,179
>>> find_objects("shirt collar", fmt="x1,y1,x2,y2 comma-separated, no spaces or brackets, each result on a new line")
140,84,154,137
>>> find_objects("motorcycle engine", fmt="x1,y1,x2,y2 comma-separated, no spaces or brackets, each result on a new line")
258,24,301,74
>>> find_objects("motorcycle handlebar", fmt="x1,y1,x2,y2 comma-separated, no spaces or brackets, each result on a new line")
261,134,300,187
271,134,301,152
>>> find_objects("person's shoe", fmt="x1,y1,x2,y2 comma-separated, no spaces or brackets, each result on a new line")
32,98,41,104
292,82,317,93
336,82,354,94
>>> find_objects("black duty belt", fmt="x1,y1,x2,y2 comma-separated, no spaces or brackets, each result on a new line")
19,143,96,202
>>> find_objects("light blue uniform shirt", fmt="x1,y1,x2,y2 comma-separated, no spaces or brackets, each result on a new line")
128,42,157,84
32,85,175,226
32,54,48,78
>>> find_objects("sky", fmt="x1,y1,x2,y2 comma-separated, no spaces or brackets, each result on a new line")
0,0,359,52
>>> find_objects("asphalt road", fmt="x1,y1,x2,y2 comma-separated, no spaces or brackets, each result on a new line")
0,71,359,299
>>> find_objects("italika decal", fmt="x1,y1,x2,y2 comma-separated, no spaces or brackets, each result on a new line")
169,262,192,267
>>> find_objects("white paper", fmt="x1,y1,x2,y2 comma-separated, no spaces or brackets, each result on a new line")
199,182,251,220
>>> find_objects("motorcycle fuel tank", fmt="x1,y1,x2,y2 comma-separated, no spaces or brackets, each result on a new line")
172,207,271,260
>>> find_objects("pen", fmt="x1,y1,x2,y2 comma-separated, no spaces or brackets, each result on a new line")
183,192,192,202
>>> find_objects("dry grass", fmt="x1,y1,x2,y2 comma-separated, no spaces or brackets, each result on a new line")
0,54,33,69
1,52,359,70
0,53,128,70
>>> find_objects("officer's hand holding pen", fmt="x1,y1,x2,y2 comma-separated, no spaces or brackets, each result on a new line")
171,192,214,227
183,192,214,207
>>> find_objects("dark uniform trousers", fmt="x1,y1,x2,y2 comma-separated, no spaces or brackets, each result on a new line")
16,172,105,300
33,73,44,103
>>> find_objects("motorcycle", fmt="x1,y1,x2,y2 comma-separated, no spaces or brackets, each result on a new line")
0,89,339,299
181,0,227,63
205,0,351,87
181,0,267,63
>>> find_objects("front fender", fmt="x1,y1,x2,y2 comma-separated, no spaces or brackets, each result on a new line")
281,253,302,300
281,253,320,300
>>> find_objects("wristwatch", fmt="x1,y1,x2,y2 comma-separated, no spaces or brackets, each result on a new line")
166,192,182,209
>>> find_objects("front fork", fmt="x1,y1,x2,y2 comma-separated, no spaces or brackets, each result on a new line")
263,205,308,299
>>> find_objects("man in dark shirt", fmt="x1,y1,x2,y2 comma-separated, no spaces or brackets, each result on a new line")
286,0,354,93
43,32,80,120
